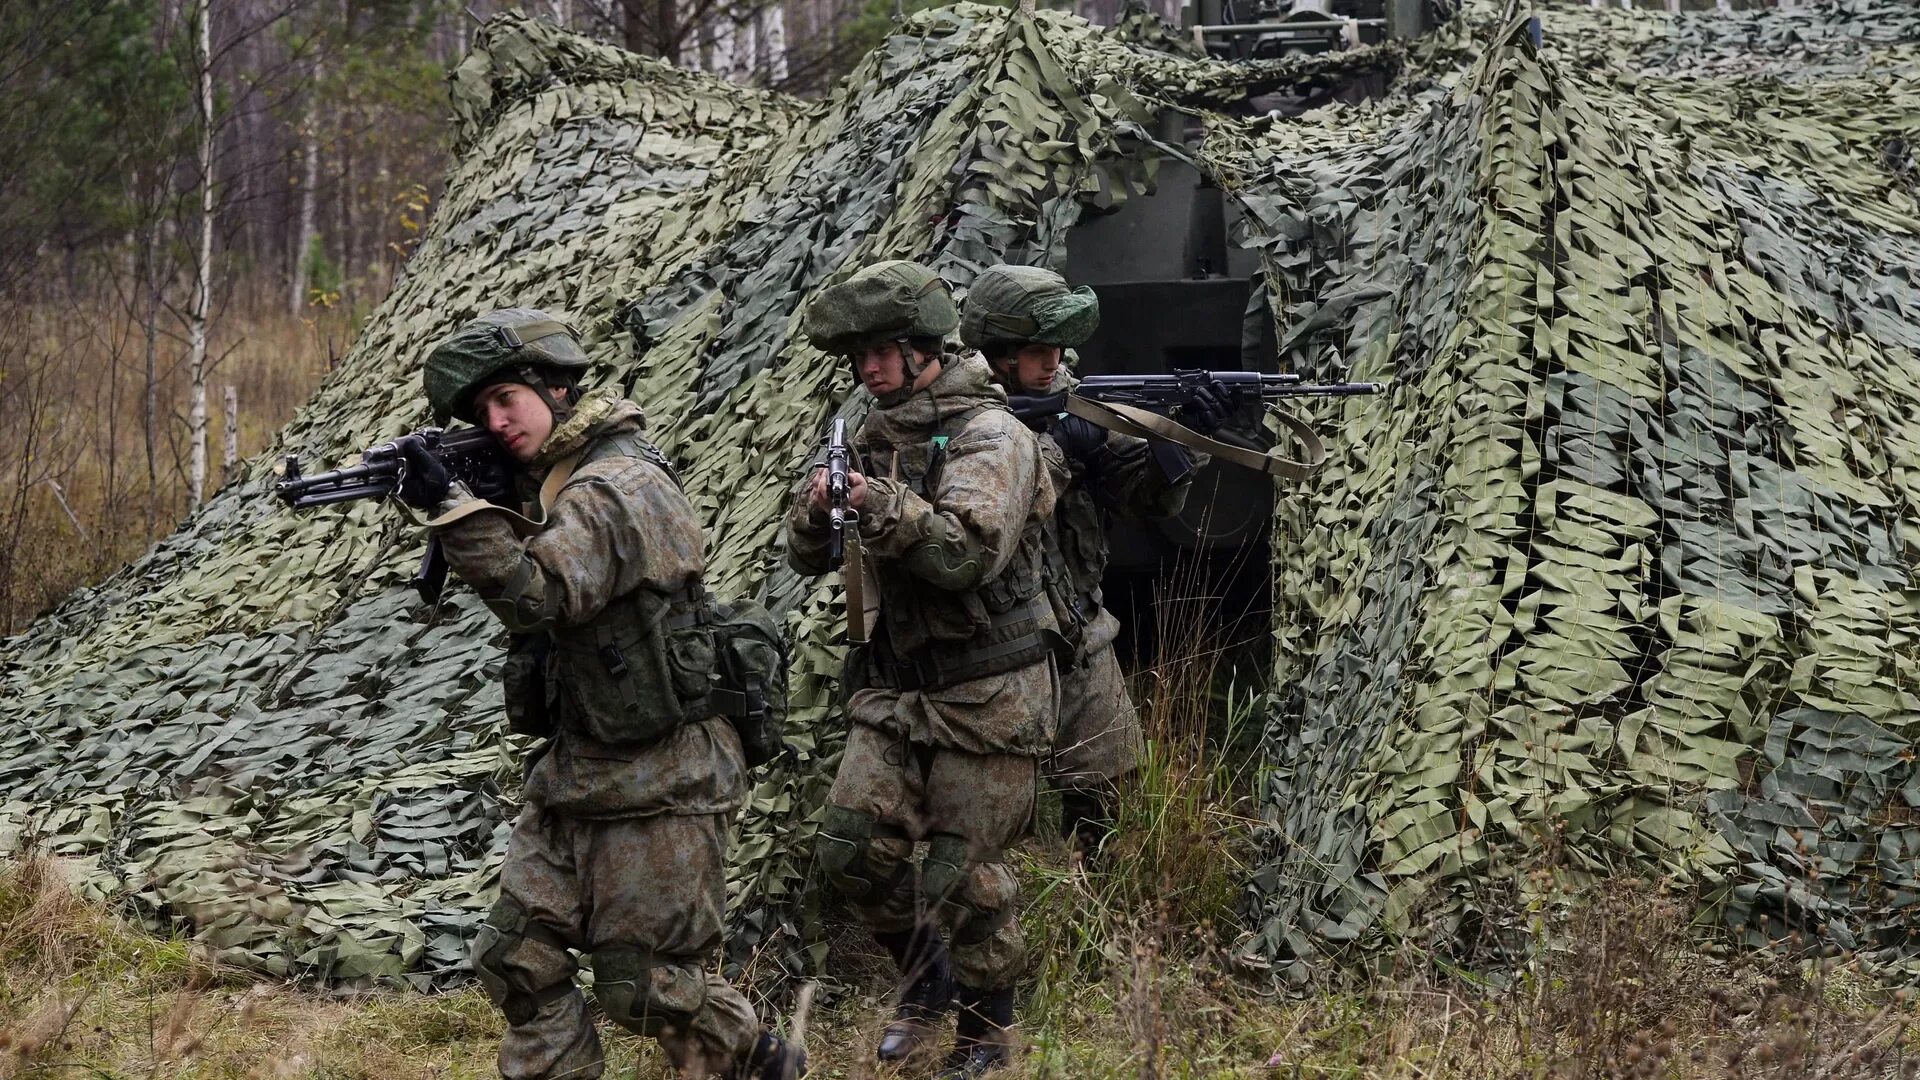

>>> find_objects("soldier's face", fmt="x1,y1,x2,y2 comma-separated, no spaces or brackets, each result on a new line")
473,382,555,462
854,342,910,396
1011,344,1061,393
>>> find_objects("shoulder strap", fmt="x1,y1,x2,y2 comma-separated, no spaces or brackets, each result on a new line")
1062,396,1325,483
416,451,584,532
579,429,684,489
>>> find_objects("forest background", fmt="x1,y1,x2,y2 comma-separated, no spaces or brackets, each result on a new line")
0,0,1167,636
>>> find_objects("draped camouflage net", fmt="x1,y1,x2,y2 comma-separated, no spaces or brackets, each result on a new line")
0,0,1915,990
1251,0,1920,984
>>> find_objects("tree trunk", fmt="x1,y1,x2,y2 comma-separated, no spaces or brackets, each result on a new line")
290,53,321,315
623,0,648,52
712,16,733,76
763,4,787,84
142,192,161,536
734,13,756,82
656,0,679,62
223,384,239,479
187,0,214,511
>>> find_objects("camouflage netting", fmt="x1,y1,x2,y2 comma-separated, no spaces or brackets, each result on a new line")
0,0,1916,989
1249,0,1920,983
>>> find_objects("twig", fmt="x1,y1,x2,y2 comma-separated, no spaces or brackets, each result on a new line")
38,479,94,552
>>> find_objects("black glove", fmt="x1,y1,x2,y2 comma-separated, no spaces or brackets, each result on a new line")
1176,379,1233,435
467,455,513,504
393,434,450,509
1053,413,1107,464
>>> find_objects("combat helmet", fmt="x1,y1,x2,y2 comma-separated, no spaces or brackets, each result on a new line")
422,308,589,425
804,260,958,362
959,264,1100,354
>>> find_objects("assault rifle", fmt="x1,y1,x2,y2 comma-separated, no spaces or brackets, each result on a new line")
274,426,511,604
825,418,855,570
1005,369,1382,421
1006,369,1383,481
823,417,868,645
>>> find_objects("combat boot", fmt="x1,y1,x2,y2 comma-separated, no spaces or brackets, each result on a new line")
724,1029,807,1080
873,924,954,1062
936,984,1015,1078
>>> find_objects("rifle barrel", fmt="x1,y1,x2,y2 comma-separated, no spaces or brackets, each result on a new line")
290,481,397,508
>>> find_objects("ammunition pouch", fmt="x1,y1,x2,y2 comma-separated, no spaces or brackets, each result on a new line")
502,633,555,738
702,597,789,768
547,584,713,746
869,599,1063,693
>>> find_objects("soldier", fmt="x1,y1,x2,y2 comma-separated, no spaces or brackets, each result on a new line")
783,262,1060,1078
391,309,805,1080
958,265,1230,856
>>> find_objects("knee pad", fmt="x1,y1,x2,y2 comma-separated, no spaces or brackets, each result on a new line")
922,836,1014,948
818,804,907,900
473,896,575,1025
950,899,1016,947
591,947,707,1037
921,832,970,906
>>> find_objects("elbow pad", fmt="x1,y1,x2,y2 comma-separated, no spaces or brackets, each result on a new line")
901,520,990,591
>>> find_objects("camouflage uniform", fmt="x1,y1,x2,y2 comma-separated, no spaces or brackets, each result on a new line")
783,262,1059,1076
958,266,1199,849
785,349,1059,989
419,317,776,1080
1037,366,1192,793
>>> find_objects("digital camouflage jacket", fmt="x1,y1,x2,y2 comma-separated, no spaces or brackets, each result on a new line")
432,390,747,819
1037,367,1194,657
786,350,1061,755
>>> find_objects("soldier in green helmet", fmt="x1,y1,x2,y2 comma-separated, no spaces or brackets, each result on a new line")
394,309,805,1080
782,262,1060,1077
959,265,1231,857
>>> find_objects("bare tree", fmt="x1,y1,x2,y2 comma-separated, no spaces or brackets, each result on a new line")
186,0,215,509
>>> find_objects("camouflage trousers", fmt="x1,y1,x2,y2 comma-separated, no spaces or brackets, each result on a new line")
820,722,1038,990
1047,642,1140,789
471,805,759,1079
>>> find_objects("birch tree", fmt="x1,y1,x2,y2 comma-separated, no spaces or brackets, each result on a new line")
187,0,214,509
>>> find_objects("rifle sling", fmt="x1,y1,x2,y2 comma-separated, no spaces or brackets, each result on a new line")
1062,396,1325,483
409,451,584,532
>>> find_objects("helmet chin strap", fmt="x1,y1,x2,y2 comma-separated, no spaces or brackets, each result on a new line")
516,365,579,425
854,337,927,408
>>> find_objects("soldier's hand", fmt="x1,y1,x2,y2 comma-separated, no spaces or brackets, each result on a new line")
1177,378,1234,435
807,468,830,514
1055,414,1106,462
807,468,868,511
393,435,451,509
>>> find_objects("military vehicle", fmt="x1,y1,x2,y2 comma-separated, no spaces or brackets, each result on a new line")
1062,0,1435,657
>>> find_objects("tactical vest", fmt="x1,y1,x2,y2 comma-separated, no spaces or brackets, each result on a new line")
507,430,718,747
856,407,1061,693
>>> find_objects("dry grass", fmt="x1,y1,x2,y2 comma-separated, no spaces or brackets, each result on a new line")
0,297,346,633
1,818,1917,1078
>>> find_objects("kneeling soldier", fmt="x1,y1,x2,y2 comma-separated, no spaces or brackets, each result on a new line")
397,310,804,1080
960,265,1230,855
783,263,1060,1077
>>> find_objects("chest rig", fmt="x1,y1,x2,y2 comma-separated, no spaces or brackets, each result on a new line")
853,407,1058,692
504,430,714,748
